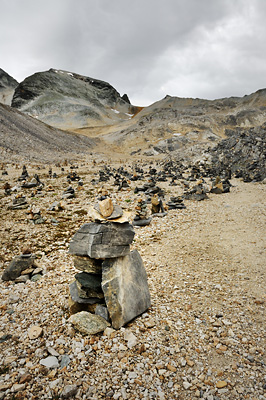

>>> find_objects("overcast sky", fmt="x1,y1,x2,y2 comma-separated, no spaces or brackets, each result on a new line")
1,0,266,106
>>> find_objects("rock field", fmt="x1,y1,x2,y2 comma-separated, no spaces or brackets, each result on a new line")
0,160,265,400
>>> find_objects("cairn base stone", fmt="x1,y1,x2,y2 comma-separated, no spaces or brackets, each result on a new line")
102,250,151,329
69,311,110,335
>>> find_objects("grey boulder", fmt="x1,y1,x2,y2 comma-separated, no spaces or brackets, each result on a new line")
69,222,135,259
102,250,151,329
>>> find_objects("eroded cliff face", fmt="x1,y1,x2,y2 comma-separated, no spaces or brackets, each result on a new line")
0,68,18,105
11,69,139,130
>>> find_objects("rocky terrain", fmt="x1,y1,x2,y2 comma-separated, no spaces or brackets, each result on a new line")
209,124,266,182
0,67,265,399
0,160,265,400
96,89,266,159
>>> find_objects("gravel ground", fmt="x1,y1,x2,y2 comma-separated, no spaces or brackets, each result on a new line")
0,161,265,400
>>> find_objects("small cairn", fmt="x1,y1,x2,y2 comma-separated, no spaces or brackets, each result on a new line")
68,197,151,333
26,206,45,224
62,186,75,199
3,182,11,195
133,198,151,226
8,193,28,210
2,247,43,283
183,179,209,201
151,194,167,216
166,196,186,210
210,176,231,194
17,165,29,181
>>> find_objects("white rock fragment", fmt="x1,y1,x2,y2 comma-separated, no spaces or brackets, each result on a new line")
183,381,192,389
28,325,43,339
124,330,137,348
40,356,59,369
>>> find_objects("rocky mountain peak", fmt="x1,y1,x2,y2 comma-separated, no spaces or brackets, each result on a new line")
11,69,139,130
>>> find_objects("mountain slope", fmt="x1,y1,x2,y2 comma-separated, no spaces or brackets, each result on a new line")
0,103,96,162
94,89,266,157
0,69,18,105
12,69,140,130
8,67,266,161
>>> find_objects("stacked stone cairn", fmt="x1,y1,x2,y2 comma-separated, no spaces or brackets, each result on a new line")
8,193,28,210
132,198,152,226
68,198,151,333
210,176,231,194
166,196,186,210
2,248,44,283
183,179,209,201
151,194,167,216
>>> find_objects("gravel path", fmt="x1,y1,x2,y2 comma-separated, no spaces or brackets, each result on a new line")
0,162,265,399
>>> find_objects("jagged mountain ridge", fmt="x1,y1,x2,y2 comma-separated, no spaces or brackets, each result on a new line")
11,69,140,130
0,103,96,162
0,69,18,105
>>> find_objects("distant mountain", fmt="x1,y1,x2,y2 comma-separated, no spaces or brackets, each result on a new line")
12,69,140,130
0,69,18,105
0,103,95,162
4,66,266,162
96,89,266,158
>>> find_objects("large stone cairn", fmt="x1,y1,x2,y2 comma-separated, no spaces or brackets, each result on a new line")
69,198,151,331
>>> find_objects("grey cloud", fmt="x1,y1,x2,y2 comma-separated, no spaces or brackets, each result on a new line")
1,0,266,105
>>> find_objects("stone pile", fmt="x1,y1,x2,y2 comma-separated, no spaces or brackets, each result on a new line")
210,176,231,194
3,182,11,195
2,251,43,283
62,186,75,199
17,165,28,181
68,198,151,332
183,180,209,201
134,181,164,198
208,124,266,182
26,206,45,224
21,174,43,189
151,194,167,215
132,198,151,226
166,196,186,210
8,194,28,210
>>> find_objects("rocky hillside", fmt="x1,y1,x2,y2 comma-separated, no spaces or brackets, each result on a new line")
2,66,266,174
11,69,140,130
0,103,96,162
0,69,18,105
97,89,266,158
207,124,266,182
